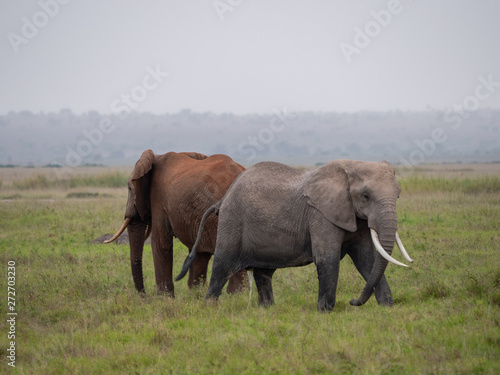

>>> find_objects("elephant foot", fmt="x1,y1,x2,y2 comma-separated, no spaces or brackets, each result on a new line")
317,296,336,311
204,297,219,307
157,289,175,298
377,298,394,307
258,299,274,308
254,268,276,306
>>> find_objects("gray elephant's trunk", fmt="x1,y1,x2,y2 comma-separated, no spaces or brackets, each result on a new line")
128,220,148,293
350,208,397,306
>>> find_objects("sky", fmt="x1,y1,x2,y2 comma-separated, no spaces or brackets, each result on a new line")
1,0,500,115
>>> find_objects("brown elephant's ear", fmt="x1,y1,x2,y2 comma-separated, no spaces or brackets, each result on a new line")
303,162,357,232
131,150,154,221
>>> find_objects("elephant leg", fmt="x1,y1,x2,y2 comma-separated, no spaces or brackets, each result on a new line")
226,269,249,294
206,256,237,301
315,258,340,311
348,237,394,306
373,274,393,306
188,251,211,288
311,221,344,311
152,233,174,298
206,227,242,301
253,268,276,306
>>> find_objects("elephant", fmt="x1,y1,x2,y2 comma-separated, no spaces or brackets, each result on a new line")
106,150,248,297
176,159,412,311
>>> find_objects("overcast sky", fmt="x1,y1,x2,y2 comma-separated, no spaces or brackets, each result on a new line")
1,0,500,115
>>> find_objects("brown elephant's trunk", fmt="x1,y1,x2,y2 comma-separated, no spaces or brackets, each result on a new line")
350,207,399,306
127,220,148,293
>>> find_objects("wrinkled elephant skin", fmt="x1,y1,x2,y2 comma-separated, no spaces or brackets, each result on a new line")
108,150,248,297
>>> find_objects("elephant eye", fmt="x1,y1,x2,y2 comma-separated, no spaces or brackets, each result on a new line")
362,192,369,201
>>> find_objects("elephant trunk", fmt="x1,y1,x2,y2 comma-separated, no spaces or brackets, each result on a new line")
127,220,148,293
350,209,398,306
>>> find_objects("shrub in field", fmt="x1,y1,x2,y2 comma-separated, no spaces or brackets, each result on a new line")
13,174,51,189
68,172,129,188
66,192,99,198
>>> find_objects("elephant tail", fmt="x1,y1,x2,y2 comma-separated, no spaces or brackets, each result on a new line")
175,202,220,282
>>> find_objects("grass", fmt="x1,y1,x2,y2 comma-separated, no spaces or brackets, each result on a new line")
11,171,130,190
399,175,500,194
0,166,499,374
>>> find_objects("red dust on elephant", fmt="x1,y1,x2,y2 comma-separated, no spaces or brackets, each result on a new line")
106,150,248,297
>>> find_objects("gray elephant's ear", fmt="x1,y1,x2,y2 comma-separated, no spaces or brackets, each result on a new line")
303,162,357,232
131,150,155,221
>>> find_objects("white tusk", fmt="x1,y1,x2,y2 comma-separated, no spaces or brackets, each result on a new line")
370,229,409,268
396,232,413,263
104,217,132,244
144,224,152,241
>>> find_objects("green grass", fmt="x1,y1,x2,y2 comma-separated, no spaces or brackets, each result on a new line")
10,171,129,190
399,175,500,194
0,170,499,374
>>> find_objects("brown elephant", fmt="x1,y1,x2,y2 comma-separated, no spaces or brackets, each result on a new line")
106,150,248,297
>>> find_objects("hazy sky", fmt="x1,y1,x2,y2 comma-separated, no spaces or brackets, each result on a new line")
1,0,500,115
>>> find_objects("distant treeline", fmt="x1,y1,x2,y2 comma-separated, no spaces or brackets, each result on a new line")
1,109,500,166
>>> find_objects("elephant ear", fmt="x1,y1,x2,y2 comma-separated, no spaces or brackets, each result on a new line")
131,149,155,221
303,162,357,232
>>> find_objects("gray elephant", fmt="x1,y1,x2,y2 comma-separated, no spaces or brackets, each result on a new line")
177,160,412,311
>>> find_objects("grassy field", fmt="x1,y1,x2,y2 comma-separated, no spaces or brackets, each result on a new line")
1,165,499,374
